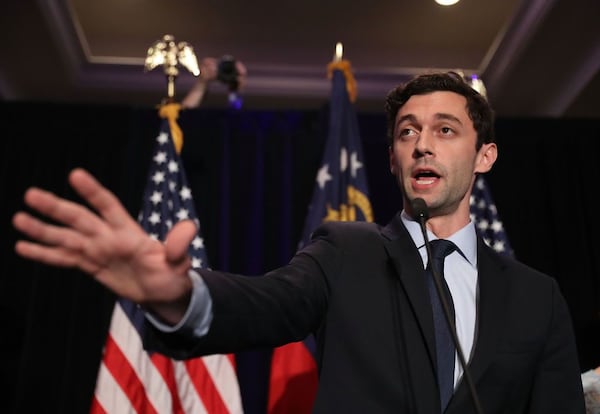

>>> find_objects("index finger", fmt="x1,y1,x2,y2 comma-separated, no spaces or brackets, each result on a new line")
68,168,137,229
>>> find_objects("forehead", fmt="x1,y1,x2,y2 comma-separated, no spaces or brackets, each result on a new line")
396,91,470,123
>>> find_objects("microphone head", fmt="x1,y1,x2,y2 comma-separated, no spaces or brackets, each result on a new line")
411,197,429,221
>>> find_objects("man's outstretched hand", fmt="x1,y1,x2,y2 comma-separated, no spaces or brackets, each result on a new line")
12,168,197,325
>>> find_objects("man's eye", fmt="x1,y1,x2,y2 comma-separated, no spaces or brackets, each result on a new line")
440,127,453,134
399,128,416,137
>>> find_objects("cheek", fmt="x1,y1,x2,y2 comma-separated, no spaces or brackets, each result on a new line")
390,154,410,179
390,156,404,176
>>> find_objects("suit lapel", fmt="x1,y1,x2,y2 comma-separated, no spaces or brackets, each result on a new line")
468,240,510,379
449,239,510,411
382,215,438,372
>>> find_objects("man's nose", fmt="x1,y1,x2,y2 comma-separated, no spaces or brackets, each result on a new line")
414,130,434,156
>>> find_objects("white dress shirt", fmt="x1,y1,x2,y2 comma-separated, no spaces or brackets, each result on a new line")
400,210,478,389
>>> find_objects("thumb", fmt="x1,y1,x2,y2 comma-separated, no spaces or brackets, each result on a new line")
164,219,198,265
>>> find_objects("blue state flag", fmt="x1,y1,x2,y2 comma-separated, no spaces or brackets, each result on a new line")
299,67,373,248
268,63,373,414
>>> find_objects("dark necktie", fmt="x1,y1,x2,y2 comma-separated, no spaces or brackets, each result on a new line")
427,239,457,412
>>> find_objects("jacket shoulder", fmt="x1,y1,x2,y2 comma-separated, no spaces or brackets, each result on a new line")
310,220,384,240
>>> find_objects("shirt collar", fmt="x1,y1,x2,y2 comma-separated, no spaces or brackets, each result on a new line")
400,210,477,267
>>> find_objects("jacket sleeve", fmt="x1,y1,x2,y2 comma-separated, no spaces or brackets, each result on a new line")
142,231,337,359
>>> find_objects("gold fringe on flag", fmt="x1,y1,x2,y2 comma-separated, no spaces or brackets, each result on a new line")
159,103,184,154
327,60,358,103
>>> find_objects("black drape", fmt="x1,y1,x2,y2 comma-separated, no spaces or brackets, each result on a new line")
1,101,598,414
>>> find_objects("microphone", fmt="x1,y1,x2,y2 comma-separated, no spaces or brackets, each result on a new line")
411,197,484,414
411,197,429,222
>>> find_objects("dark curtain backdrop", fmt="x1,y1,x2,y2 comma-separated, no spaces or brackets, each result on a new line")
1,101,599,413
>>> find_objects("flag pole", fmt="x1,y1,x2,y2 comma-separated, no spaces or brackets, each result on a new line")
326,42,357,104
143,34,201,153
333,41,343,62
144,34,201,103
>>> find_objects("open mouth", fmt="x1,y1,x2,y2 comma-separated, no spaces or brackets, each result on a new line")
414,170,440,185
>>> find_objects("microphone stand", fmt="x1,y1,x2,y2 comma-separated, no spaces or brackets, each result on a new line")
413,198,484,414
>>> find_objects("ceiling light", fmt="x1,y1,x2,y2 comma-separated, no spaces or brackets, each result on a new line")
435,0,460,5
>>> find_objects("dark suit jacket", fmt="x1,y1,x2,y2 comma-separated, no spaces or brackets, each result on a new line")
145,213,585,413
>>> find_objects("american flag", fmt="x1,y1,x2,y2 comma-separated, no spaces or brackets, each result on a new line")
470,175,514,257
91,107,243,414
268,64,373,414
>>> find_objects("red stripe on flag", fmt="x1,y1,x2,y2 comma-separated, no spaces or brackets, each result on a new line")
227,353,236,368
150,353,184,414
185,357,230,413
102,334,159,414
89,396,107,414
268,341,318,414
93,116,243,414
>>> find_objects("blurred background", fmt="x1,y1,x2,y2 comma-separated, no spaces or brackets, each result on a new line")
1,0,598,116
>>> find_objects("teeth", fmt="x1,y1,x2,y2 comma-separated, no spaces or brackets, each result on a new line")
416,178,435,184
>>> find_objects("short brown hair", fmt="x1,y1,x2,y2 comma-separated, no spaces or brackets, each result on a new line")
384,72,495,149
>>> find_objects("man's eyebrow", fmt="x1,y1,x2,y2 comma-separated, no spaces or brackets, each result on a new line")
435,113,463,125
396,114,417,126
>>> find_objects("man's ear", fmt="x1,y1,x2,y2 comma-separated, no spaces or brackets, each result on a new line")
389,146,396,174
475,143,497,174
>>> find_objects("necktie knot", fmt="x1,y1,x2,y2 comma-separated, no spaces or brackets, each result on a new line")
430,239,457,260
429,239,457,273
